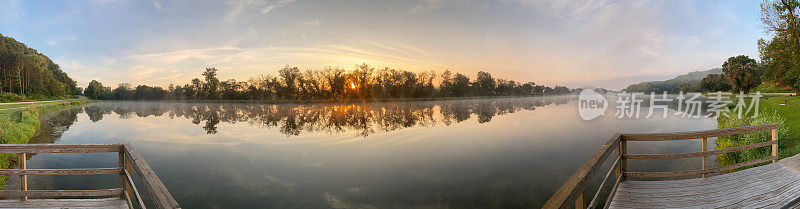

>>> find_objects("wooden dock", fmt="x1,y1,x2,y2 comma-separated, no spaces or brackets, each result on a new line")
0,143,180,209
542,123,800,209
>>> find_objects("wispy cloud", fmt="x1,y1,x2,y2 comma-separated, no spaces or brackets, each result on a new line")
6,0,763,90
46,33,77,45
91,0,122,3
298,20,320,27
261,0,296,14
409,0,447,13
224,0,297,22
153,0,166,12
0,0,25,25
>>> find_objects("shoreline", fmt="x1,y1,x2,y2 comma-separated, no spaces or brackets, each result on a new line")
0,99,92,189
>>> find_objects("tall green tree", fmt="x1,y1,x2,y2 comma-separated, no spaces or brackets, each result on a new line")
202,68,220,100
475,71,496,96
700,74,732,92
722,55,761,93
84,80,104,100
452,73,471,97
760,0,800,92
278,66,300,100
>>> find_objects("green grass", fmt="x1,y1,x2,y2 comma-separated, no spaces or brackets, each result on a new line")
716,95,800,168
0,99,90,189
0,92,77,103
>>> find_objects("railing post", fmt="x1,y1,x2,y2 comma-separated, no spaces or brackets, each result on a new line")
119,150,132,200
620,140,627,181
574,190,586,209
18,153,26,201
702,137,708,178
772,128,778,163
615,144,621,178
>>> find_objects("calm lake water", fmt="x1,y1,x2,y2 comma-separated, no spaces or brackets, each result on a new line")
9,96,717,208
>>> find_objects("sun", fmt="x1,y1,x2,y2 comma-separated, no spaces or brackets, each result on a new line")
350,83,356,89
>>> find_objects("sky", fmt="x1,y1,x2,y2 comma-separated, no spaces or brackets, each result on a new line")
0,0,766,90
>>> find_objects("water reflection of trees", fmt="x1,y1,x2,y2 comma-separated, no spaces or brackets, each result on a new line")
30,107,84,144
78,97,572,137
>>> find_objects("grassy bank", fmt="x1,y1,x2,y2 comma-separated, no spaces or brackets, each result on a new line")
716,95,797,168
0,99,91,189
0,92,77,103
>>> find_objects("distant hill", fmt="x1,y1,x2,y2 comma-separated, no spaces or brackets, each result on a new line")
623,68,722,93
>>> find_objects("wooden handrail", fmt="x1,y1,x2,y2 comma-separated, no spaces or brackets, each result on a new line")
0,143,179,209
0,168,123,175
625,156,777,178
123,143,181,209
0,188,123,198
542,134,621,209
624,140,777,159
621,123,777,141
0,143,124,153
544,123,780,209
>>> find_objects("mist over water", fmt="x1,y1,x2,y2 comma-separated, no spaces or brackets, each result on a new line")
16,96,716,208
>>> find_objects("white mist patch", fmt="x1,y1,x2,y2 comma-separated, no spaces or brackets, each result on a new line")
578,89,608,120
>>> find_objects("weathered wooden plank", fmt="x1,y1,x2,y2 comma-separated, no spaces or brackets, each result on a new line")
621,123,777,141
119,151,128,199
574,191,585,209
616,168,795,198
0,189,123,199
18,153,26,201
618,164,789,191
773,129,779,163
614,144,621,178
719,176,800,208
543,134,621,209
0,168,122,175
609,164,800,208
620,141,627,181
702,137,708,178
624,140,777,159
123,143,181,209
624,156,776,178
0,198,128,208
0,143,123,153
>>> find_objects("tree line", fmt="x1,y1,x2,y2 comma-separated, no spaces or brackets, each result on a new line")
84,64,580,101
0,34,78,98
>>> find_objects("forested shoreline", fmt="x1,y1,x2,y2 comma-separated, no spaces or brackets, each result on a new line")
84,64,589,101
0,34,78,101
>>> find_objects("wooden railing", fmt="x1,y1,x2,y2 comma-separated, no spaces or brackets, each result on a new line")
0,143,181,209
542,123,779,209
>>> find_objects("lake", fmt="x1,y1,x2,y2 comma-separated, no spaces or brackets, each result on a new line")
8,96,717,208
